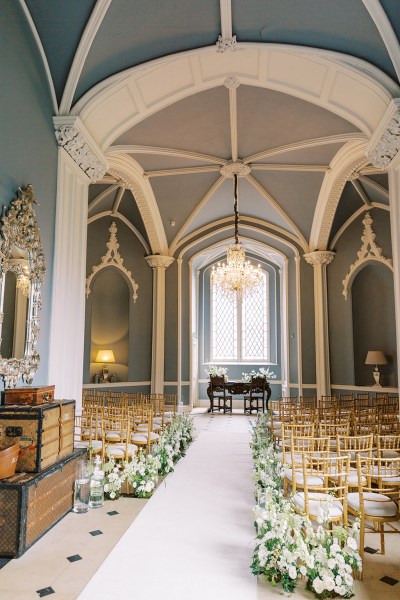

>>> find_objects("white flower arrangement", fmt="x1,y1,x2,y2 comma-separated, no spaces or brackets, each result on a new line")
242,367,276,382
205,364,228,377
250,414,362,597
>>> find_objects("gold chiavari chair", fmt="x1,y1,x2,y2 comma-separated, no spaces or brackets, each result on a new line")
375,433,400,458
283,435,330,495
319,420,350,452
355,393,370,408
292,454,350,528
131,405,160,453
102,412,137,462
334,433,373,487
352,406,377,435
348,455,400,565
74,411,103,459
275,422,315,463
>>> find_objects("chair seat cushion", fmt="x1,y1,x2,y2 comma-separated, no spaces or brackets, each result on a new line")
75,439,102,450
107,443,138,457
284,468,324,487
131,432,160,443
275,452,306,465
369,466,400,483
327,466,366,486
136,423,161,432
377,450,400,459
347,492,398,517
105,431,126,441
293,492,343,519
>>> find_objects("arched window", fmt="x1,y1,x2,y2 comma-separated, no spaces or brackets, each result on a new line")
211,270,269,362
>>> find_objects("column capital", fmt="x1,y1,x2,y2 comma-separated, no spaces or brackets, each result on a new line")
367,98,400,169
145,255,174,269
53,116,108,182
303,250,335,267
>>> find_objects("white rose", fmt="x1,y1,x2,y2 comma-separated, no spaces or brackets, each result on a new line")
288,566,297,580
324,577,335,591
327,558,336,569
346,537,357,550
313,578,324,595
110,491,116,499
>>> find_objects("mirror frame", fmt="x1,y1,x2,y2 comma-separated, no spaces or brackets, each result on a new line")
0,185,46,387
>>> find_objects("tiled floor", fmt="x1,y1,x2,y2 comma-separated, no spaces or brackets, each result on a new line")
0,411,399,599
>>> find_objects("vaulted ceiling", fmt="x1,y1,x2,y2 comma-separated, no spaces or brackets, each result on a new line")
19,0,399,262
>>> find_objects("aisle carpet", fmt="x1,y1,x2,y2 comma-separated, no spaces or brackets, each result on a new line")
78,412,257,600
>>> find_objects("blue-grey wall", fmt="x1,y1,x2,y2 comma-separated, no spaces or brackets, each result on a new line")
0,2,58,388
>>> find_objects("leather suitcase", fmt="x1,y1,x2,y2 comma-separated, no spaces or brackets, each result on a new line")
0,449,86,557
3,385,55,406
0,400,75,472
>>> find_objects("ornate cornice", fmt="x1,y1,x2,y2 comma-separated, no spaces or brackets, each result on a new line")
342,211,392,299
145,255,175,269
303,251,335,267
220,161,251,178
53,116,108,182
367,99,400,168
216,35,238,53
86,222,138,301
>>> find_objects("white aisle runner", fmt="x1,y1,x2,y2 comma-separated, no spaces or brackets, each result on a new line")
78,413,257,600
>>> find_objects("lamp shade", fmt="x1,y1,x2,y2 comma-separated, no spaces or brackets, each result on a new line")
95,349,115,364
365,351,387,365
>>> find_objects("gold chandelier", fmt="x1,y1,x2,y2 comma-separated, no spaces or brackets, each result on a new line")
211,174,263,300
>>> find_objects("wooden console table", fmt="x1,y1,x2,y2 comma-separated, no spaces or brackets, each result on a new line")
206,380,271,413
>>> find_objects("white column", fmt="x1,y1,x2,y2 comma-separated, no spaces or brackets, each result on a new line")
145,255,174,394
303,251,335,399
388,167,400,389
49,117,108,411
294,256,303,397
177,258,182,404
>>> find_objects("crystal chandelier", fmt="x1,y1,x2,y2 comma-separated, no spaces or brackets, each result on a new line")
211,174,263,299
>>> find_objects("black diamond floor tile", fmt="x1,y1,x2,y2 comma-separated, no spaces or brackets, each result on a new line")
36,587,55,597
380,576,399,586
107,510,119,516
89,529,103,536
67,554,82,562
0,558,11,570
364,546,378,554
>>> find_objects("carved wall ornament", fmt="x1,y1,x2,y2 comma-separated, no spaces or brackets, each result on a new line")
145,255,175,269
86,222,139,301
224,77,240,89
303,251,335,267
342,212,393,299
220,161,251,178
0,185,46,387
54,117,108,182
368,100,400,169
216,34,238,53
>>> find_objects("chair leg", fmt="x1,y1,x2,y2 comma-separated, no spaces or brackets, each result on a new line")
380,523,385,555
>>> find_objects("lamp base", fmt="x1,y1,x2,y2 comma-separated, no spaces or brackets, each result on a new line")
372,367,381,387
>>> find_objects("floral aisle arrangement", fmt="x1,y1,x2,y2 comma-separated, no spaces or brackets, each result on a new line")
242,367,276,382
250,415,362,598
99,413,195,500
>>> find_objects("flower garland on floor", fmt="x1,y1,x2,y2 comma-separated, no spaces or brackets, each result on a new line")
250,414,362,598
100,413,195,500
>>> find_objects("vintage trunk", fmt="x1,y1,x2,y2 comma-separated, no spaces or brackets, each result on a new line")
0,449,86,558
3,385,55,406
0,400,75,472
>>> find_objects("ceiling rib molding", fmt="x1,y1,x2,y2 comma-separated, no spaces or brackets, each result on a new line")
310,140,368,250
173,216,303,256
361,0,400,82
350,179,371,206
169,176,225,254
107,154,168,255
245,134,366,163
59,0,112,115
252,164,329,172
18,0,58,113
88,182,120,212
227,82,238,161
73,46,397,150
112,186,126,213
109,145,227,165
358,175,389,198
220,0,233,39
329,202,389,251
146,166,221,177
246,174,309,251
88,210,151,254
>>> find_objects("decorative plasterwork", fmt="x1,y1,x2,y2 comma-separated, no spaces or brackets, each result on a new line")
224,77,240,89
53,116,108,182
216,35,238,53
220,161,251,178
367,99,400,168
145,255,175,269
342,211,393,299
86,222,138,301
303,251,335,267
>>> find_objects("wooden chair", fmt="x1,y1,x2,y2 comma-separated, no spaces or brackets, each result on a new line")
283,435,330,495
131,405,160,453
375,433,400,458
348,456,400,564
102,412,137,461
74,412,103,459
244,376,267,414
209,376,232,413
292,454,350,528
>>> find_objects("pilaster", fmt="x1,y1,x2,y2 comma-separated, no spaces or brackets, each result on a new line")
388,167,400,389
303,251,335,399
145,255,174,394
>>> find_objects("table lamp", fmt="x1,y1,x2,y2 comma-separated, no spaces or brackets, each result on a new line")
95,349,115,382
365,350,387,387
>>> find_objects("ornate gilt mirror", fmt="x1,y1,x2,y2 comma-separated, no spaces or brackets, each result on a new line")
0,185,46,387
